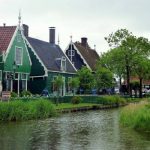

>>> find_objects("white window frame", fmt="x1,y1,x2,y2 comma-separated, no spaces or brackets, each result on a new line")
68,50,75,56
17,32,22,42
61,57,66,72
15,46,23,65
21,73,28,80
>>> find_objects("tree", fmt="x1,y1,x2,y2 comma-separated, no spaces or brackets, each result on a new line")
77,66,94,93
69,77,80,96
105,29,150,96
53,75,64,105
132,56,150,98
95,65,114,91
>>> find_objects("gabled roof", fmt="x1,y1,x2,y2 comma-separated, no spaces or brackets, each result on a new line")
27,37,76,73
74,42,99,71
0,26,16,52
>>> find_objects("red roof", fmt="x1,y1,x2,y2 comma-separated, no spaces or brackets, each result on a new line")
0,26,16,52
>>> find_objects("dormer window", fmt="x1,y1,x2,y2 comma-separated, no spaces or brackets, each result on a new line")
61,56,66,72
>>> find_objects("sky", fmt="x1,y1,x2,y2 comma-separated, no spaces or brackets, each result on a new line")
0,0,150,55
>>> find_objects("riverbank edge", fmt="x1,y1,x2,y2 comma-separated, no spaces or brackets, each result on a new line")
57,103,127,113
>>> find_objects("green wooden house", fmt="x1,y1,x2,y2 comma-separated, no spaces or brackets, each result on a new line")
23,25,76,96
0,24,31,95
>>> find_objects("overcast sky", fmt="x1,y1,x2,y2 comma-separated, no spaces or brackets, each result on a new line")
0,0,150,54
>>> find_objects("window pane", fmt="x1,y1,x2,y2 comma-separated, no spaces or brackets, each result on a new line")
15,47,22,65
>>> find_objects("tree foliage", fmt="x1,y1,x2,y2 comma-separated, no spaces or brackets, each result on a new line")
77,66,94,90
95,65,114,89
103,28,150,97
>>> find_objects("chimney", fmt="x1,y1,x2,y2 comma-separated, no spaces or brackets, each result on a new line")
81,37,87,47
49,27,55,44
23,24,29,37
3,23,6,27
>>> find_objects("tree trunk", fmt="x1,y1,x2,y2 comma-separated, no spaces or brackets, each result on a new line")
119,76,122,93
139,78,143,98
126,65,131,96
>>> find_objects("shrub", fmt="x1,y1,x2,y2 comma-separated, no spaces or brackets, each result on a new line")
11,92,18,98
96,95,126,105
71,96,82,104
20,90,32,97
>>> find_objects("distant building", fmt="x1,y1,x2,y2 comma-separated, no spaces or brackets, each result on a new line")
65,37,100,71
0,23,31,95
23,25,76,96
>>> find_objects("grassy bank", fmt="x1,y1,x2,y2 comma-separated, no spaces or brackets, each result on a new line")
0,100,56,121
120,101,150,132
0,95,127,122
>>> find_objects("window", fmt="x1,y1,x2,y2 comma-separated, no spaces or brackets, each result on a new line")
61,57,66,72
17,31,22,42
21,74,27,80
15,47,23,65
67,77,72,92
52,76,57,92
68,50,75,56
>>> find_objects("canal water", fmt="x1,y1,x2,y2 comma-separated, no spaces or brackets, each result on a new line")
0,109,150,150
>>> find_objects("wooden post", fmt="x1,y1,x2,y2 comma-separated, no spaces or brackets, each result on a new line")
10,79,13,92
25,77,27,91
17,74,19,96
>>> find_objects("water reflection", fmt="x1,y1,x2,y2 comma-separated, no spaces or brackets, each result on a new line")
0,109,149,150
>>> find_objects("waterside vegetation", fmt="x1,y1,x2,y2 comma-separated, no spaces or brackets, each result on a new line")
0,95,127,121
120,100,150,132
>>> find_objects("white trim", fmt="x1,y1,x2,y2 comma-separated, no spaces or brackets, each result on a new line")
24,37,48,76
21,29,32,66
47,69,76,75
15,46,23,65
58,42,77,72
4,26,19,62
17,31,21,42
29,75,47,80
65,41,92,71
17,73,19,96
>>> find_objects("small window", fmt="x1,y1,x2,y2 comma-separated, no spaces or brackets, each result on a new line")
21,74,27,80
61,57,66,71
68,50,75,56
15,47,23,65
17,31,22,42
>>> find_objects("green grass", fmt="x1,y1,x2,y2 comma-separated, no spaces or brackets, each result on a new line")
0,99,56,121
120,101,150,132
56,103,101,109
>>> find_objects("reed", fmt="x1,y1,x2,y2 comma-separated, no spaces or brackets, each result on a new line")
0,99,56,121
120,101,150,131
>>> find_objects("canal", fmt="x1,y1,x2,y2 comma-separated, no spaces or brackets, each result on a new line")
0,109,149,150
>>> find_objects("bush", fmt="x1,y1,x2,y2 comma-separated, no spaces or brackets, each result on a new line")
20,90,32,97
96,95,126,105
11,92,18,98
71,96,82,104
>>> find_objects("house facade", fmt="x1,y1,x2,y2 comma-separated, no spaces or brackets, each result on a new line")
23,25,76,96
65,37,100,71
0,24,31,95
